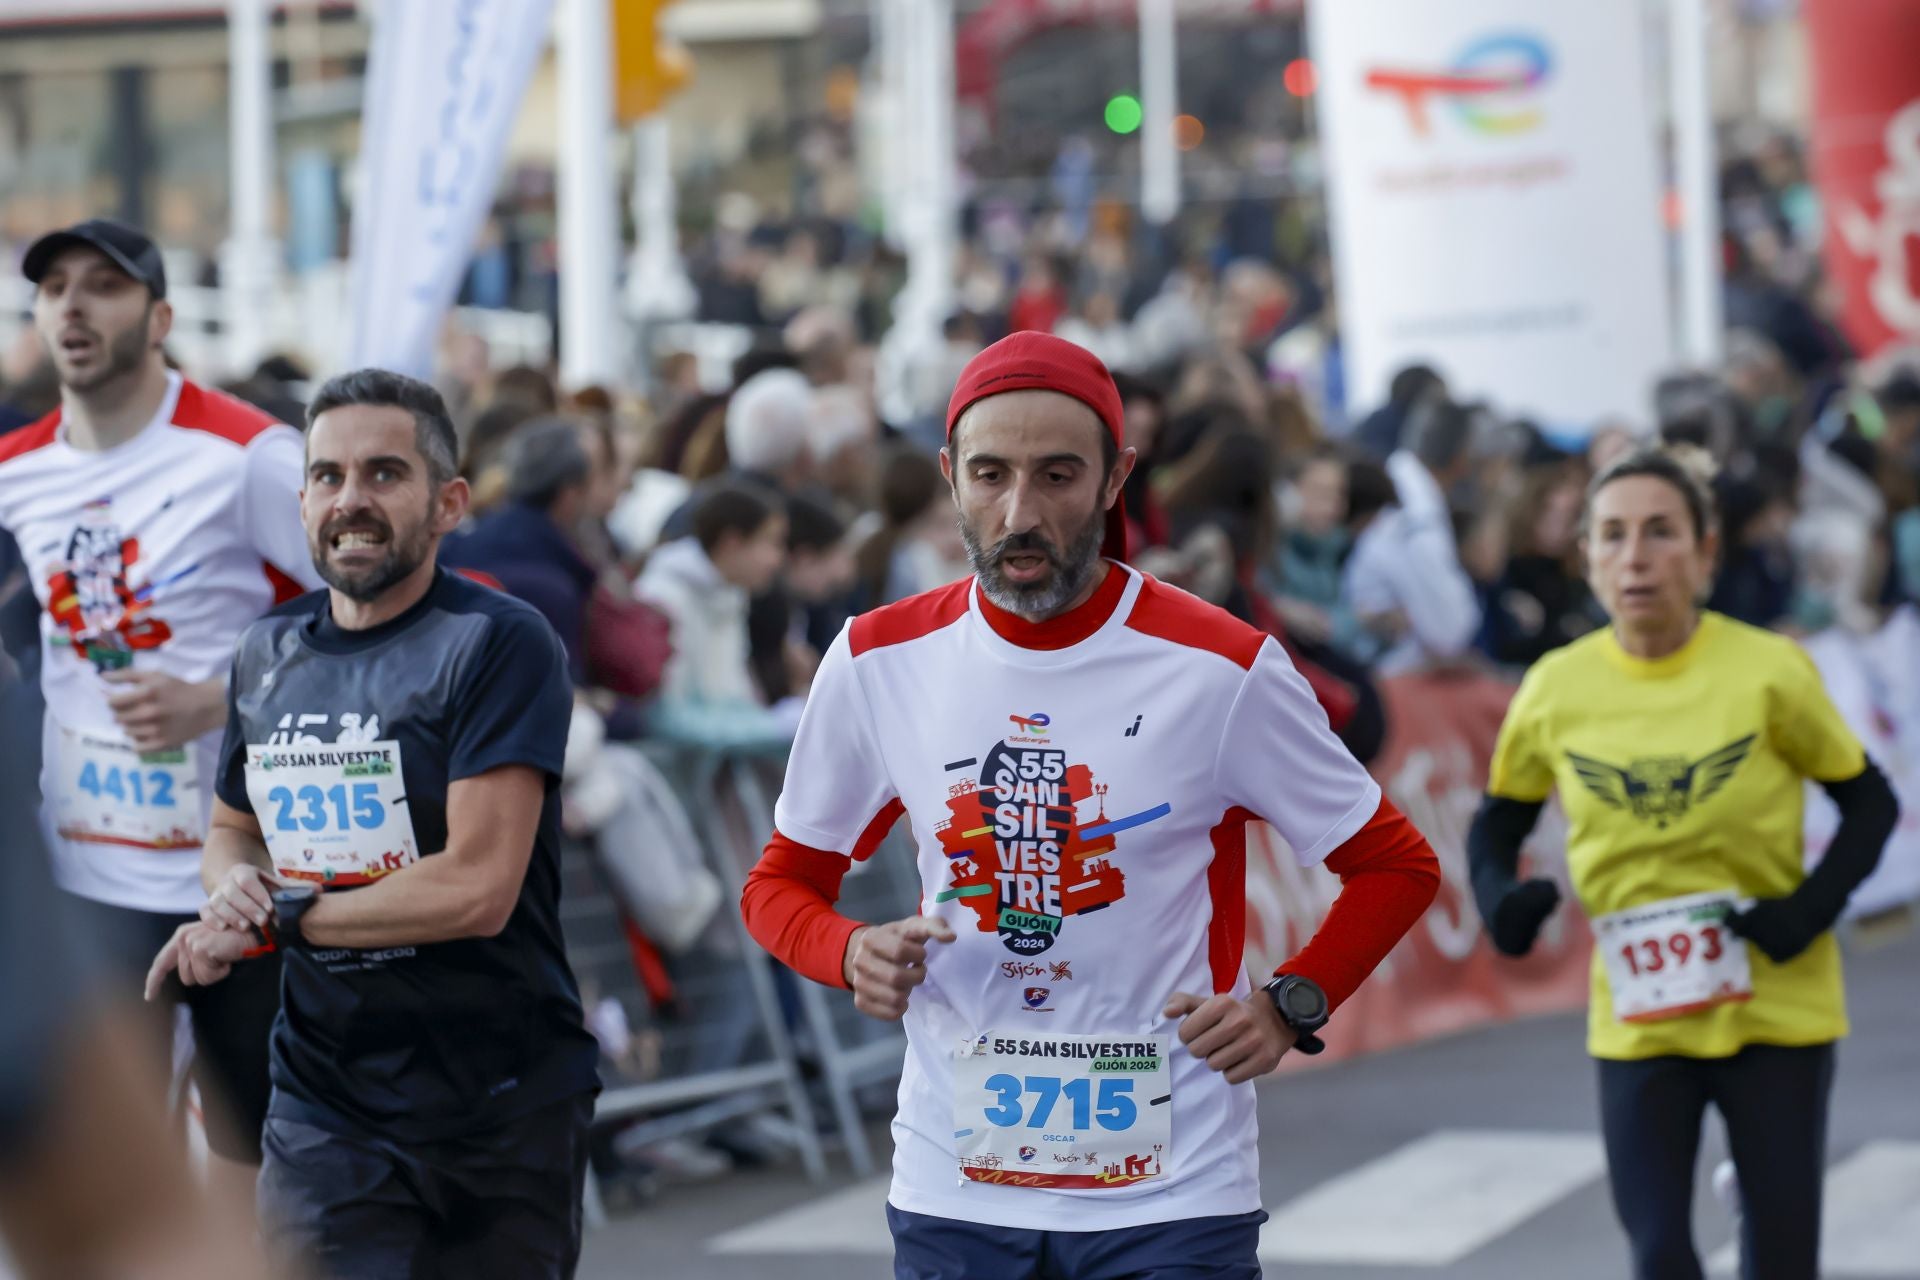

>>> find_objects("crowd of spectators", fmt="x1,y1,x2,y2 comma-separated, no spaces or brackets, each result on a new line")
3,122,1916,1193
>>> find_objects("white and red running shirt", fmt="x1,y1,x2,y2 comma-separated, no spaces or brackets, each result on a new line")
770,562,1382,1230
0,373,320,912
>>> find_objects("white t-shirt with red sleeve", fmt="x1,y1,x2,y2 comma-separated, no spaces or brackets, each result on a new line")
772,561,1380,1231
0,372,321,913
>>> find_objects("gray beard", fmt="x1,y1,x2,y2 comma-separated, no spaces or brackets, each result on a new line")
960,506,1105,621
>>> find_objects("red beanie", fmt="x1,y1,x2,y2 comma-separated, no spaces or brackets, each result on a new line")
945,331,1129,561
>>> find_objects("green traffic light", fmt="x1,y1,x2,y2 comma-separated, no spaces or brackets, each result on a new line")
1105,94,1143,134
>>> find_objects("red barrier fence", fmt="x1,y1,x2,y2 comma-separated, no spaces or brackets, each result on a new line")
1246,672,1593,1066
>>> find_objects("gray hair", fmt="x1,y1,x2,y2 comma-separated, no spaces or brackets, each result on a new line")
306,368,459,488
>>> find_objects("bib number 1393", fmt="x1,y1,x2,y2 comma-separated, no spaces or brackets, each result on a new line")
1595,890,1754,1024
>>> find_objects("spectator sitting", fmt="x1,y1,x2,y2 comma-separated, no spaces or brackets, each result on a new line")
1477,462,1598,667
784,492,859,675
441,418,598,683
635,482,797,747
1271,445,1368,660
853,446,968,610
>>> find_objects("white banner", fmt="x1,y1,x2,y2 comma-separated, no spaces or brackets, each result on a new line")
347,0,554,378
1802,609,1920,918
1311,0,1671,432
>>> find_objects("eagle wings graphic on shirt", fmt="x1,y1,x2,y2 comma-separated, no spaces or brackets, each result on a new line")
1566,734,1757,828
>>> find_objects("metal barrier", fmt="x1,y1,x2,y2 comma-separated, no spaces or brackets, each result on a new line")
560,740,922,1222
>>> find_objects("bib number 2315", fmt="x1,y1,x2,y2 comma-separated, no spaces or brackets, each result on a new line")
953,1032,1171,1190
244,740,418,886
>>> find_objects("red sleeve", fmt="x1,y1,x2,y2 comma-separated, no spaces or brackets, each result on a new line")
1276,797,1439,1010
739,800,904,989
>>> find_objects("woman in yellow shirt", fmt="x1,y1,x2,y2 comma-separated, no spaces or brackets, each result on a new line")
1467,445,1898,1280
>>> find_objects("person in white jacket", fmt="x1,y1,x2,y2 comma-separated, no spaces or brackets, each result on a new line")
1343,396,1483,673
635,481,797,745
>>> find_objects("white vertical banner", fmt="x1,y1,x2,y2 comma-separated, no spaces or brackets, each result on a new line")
1312,0,1671,431
347,0,554,378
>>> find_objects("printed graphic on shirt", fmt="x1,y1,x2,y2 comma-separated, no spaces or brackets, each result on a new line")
933,712,1172,956
45,498,194,670
1565,734,1756,829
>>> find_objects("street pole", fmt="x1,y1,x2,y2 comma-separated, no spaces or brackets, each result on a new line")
557,0,623,388
624,118,695,323
875,0,957,426
1669,0,1723,366
1139,0,1179,225
223,0,279,376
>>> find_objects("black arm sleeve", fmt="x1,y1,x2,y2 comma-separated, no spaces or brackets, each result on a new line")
1797,760,1899,930
1468,794,1546,930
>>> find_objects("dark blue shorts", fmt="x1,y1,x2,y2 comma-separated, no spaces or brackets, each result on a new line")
887,1204,1267,1280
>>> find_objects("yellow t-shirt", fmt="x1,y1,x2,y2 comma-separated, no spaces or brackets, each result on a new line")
1487,612,1866,1060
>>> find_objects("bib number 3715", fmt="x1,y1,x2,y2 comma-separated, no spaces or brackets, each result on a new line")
952,1032,1171,1190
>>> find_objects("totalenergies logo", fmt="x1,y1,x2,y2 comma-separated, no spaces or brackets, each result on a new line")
1366,33,1552,138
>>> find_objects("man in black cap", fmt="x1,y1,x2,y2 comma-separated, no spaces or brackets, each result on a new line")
0,218,319,1201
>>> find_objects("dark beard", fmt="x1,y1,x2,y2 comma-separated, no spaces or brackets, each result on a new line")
960,504,1106,620
311,510,434,605
65,312,151,394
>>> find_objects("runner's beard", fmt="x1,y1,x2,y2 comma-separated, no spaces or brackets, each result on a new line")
313,505,434,604
60,310,150,394
960,502,1105,620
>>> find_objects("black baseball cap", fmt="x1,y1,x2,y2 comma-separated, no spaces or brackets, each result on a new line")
22,218,167,298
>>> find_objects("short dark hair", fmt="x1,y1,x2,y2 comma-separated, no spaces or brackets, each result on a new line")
785,493,846,554
691,481,783,554
306,368,459,488
1403,396,1474,472
1345,459,1398,525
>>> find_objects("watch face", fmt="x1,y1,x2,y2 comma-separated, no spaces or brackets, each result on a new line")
1285,981,1327,1022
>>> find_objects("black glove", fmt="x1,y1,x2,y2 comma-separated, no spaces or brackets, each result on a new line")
1490,878,1561,957
1724,897,1819,964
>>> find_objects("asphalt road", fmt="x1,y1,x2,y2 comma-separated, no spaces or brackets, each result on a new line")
579,922,1920,1280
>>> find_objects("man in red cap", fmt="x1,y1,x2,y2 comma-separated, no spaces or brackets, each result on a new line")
742,332,1439,1277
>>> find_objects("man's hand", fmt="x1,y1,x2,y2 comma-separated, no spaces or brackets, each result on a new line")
144,923,256,1001
843,916,955,1021
201,863,292,933
1164,990,1297,1085
102,671,224,753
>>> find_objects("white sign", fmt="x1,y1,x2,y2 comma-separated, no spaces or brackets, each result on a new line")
1311,0,1671,431
243,739,420,887
347,0,554,378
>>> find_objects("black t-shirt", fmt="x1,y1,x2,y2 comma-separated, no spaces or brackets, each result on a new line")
216,569,598,1142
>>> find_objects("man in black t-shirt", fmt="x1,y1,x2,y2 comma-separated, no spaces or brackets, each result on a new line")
145,368,599,1279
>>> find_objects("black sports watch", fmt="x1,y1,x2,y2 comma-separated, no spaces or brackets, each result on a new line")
271,883,320,949
1262,974,1329,1056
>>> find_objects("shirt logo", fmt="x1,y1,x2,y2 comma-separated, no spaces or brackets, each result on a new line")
1024,987,1050,1008
1566,734,1756,829
45,498,194,670
936,722,1174,956
1009,712,1051,736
